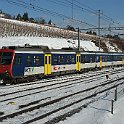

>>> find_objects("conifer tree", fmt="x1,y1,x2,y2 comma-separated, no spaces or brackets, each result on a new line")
22,12,29,21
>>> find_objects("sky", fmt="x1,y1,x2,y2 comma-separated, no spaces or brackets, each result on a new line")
0,0,124,34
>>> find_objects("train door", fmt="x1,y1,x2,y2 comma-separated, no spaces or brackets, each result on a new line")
100,56,102,68
44,54,51,75
76,54,81,71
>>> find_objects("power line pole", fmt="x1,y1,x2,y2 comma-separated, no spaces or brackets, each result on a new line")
72,0,74,19
98,10,101,51
77,27,80,51
108,24,111,44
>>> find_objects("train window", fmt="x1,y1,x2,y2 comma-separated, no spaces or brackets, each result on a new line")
91,56,95,62
45,56,47,64
57,55,64,64
95,56,99,62
0,52,12,65
107,56,110,61
102,56,105,62
14,56,22,65
81,55,85,63
116,55,122,61
119,56,122,61
120,56,123,60
18,56,22,64
105,56,107,62
71,56,75,63
90,58,93,63
26,56,32,66
66,56,70,63
58,56,61,63
77,56,79,62
85,56,89,63
34,56,41,66
60,56,64,64
49,56,51,64
52,56,58,65
114,56,116,61
79,56,80,62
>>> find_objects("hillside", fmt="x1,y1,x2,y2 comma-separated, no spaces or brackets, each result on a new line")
0,17,123,52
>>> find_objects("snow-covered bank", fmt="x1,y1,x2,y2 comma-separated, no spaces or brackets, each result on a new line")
58,90,124,124
103,96,124,124
0,17,122,52
0,36,102,51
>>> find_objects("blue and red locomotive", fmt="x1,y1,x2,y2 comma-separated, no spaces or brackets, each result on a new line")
0,44,124,84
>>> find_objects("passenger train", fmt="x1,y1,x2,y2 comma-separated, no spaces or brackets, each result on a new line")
0,44,124,84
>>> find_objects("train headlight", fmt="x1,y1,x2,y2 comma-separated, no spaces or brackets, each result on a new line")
4,70,9,76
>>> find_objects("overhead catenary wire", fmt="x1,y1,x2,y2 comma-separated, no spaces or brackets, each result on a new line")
47,0,122,34
5,0,124,36
48,0,120,29
6,0,97,28
70,0,120,25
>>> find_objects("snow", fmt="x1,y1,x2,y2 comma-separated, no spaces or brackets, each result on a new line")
0,17,46,29
58,90,124,124
0,17,124,124
0,36,102,51
0,68,123,124
0,17,121,52
103,96,124,124
105,41,122,52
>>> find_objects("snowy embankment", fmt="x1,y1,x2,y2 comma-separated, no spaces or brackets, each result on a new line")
0,17,103,51
58,85,124,124
0,67,123,124
0,36,101,51
0,17,122,52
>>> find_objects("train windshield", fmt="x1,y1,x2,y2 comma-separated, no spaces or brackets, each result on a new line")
0,52,13,65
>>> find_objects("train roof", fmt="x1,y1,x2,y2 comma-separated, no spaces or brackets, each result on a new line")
2,44,50,53
1,44,124,55
50,47,79,53
1,45,79,53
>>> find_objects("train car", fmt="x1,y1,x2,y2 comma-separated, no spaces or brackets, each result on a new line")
112,53,124,66
0,48,13,81
80,52,96,71
51,49,77,75
96,52,124,68
0,44,124,84
0,45,49,83
80,51,124,71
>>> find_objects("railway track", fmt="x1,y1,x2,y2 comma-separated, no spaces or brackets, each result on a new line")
0,67,123,94
0,77,123,123
0,67,123,124
0,66,121,90
0,68,123,104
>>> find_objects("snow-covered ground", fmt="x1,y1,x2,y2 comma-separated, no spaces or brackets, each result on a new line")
58,91,124,124
0,17,122,52
0,17,124,124
0,36,102,51
0,36,123,124
0,67,124,124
